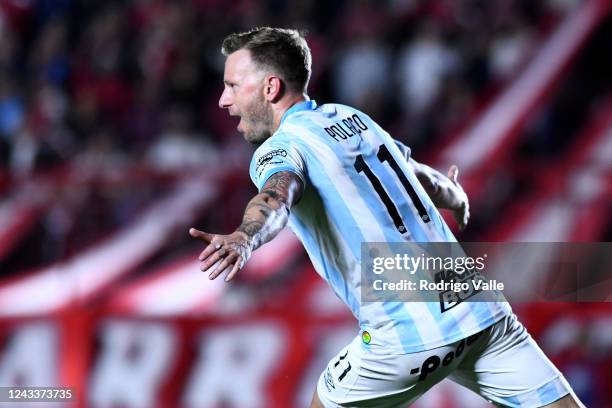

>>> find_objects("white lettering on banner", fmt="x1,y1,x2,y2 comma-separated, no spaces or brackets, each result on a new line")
89,321,176,408
183,323,287,408
0,323,58,387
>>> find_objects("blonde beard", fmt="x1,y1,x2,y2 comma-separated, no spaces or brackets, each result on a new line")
242,100,274,145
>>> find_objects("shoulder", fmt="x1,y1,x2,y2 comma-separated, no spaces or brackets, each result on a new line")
251,136,292,170
253,130,294,155
328,102,373,119
250,131,308,177
281,102,372,131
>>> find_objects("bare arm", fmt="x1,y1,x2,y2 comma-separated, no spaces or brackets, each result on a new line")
189,171,303,281
410,159,470,230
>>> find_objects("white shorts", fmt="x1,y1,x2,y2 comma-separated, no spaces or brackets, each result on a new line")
317,314,580,407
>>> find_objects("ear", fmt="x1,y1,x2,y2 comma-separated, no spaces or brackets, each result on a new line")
263,75,282,102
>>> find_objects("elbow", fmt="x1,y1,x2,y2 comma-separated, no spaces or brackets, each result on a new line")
259,192,291,220
260,191,287,211
274,199,291,218
278,200,291,221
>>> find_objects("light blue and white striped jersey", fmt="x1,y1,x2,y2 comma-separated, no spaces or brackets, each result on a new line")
249,100,511,353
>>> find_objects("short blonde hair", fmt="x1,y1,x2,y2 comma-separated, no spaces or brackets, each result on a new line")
222,27,312,93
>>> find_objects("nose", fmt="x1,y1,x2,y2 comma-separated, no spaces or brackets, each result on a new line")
219,88,232,109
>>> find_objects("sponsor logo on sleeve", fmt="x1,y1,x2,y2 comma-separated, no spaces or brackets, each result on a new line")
255,149,288,177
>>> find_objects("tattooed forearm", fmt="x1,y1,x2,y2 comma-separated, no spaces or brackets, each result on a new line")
261,188,280,201
237,220,265,239
236,171,304,250
244,201,272,218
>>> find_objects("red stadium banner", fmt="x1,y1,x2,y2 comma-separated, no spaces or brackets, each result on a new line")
1,301,610,407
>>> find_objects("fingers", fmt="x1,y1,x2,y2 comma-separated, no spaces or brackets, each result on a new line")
458,216,466,231
447,165,468,231
205,254,243,282
199,241,221,262
456,215,466,231
208,252,239,280
193,231,249,282
225,256,243,282
447,165,459,183
455,203,470,231
462,206,470,230
189,228,214,243
197,234,223,262
199,247,227,271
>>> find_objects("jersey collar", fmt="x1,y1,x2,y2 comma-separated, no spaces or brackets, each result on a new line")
280,100,317,125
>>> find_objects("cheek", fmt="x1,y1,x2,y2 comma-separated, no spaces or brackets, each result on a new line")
241,96,259,115
243,84,264,103
234,93,249,110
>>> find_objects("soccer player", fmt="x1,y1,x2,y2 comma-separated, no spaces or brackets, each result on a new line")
189,27,583,408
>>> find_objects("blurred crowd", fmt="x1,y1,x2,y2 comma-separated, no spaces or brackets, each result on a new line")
2,0,610,271
0,0,582,178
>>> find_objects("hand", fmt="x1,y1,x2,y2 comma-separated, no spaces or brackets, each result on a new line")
189,228,253,282
447,165,470,231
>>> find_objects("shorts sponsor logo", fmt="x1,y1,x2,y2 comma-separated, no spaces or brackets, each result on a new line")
410,331,483,382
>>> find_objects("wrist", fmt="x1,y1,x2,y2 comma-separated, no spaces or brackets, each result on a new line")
235,228,256,250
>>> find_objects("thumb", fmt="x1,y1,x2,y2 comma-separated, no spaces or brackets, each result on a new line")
448,165,459,183
189,228,213,243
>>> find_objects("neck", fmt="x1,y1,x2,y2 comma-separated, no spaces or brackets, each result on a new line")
271,93,309,133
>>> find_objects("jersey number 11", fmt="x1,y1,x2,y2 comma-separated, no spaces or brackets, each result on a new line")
354,144,431,234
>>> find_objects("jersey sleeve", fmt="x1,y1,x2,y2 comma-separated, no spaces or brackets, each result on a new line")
394,139,412,161
249,133,307,191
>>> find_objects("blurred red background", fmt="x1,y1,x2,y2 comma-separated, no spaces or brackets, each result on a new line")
0,0,610,407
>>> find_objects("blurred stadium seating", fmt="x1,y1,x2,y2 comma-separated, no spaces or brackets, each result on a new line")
0,0,610,407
